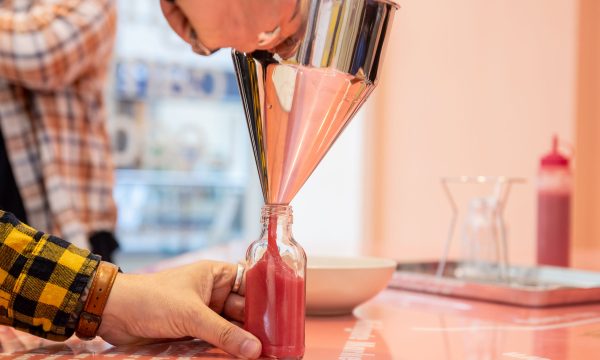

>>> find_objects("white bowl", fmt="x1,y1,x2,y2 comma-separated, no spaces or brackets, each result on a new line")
306,256,397,316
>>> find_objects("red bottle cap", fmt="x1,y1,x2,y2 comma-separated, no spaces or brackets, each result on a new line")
541,135,569,167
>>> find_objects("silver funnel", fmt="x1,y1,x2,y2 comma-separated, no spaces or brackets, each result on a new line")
233,0,398,205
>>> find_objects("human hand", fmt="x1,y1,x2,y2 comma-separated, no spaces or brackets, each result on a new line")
97,261,260,359
160,0,302,53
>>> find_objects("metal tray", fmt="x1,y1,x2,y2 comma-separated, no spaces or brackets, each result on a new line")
389,261,600,307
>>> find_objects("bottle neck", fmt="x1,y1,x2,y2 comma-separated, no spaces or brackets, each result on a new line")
260,204,293,244
260,204,293,226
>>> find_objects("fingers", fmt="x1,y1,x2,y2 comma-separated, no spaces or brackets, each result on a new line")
252,0,296,50
237,267,247,296
223,293,245,322
257,0,302,51
233,263,247,296
159,0,192,42
193,307,261,359
161,0,302,54
220,262,246,296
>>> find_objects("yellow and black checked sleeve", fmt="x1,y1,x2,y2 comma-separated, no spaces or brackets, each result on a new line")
0,211,100,341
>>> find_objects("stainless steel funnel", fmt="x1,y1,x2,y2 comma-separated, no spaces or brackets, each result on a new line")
233,0,398,205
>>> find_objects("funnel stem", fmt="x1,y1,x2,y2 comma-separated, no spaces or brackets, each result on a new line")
267,213,279,256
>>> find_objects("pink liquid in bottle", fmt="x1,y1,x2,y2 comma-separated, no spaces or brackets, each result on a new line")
536,136,571,267
245,212,305,359
537,190,570,266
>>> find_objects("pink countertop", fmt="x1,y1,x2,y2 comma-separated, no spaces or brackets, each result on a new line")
1,288,600,359
0,244,599,359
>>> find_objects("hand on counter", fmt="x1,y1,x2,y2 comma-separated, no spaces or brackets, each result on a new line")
160,0,302,53
97,261,260,359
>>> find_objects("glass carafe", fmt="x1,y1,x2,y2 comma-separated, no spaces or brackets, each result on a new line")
459,197,502,280
245,204,306,359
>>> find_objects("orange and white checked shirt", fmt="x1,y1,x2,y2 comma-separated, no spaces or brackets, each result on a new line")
0,0,117,249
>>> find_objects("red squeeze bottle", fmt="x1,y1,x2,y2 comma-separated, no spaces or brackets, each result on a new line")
536,136,572,267
245,205,306,359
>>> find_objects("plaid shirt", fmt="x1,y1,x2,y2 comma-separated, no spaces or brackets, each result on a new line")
0,0,117,249
0,210,99,341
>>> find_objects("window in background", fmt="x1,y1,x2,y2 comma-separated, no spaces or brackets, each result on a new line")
108,1,258,265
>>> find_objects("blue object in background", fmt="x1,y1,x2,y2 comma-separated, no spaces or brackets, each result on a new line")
115,59,240,102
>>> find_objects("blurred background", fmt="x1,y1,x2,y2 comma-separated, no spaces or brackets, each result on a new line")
110,0,366,269
110,0,599,271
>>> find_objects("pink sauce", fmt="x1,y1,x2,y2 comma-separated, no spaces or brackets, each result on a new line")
245,215,305,358
537,191,570,267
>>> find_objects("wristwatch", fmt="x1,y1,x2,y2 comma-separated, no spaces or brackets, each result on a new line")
75,261,120,340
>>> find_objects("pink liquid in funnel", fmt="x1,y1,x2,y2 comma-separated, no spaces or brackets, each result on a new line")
260,65,373,204
245,215,305,359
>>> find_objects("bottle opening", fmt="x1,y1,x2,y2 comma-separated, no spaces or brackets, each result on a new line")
261,204,293,223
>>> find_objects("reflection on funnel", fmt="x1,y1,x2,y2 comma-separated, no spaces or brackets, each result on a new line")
236,61,373,204
233,0,397,204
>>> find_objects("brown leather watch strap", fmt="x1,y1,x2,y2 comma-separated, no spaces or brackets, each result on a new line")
76,261,119,340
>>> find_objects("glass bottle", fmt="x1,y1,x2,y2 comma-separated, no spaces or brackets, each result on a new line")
537,135,571,267
244,204,306,359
